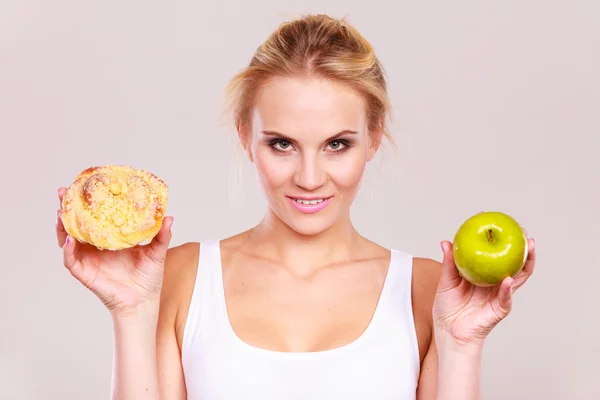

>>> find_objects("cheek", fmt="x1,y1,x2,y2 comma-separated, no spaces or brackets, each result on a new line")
327,152,368,191
254,149,294,191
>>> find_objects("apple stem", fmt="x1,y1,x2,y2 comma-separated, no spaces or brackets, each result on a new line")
487,228,494,242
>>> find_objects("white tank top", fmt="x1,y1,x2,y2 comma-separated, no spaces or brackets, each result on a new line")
181,240,421,399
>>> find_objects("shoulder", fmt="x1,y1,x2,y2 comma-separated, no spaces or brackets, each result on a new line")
162,242,201,297
164,242,201,276
411,257,442,305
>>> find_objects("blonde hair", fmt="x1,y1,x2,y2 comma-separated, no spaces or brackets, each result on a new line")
224,14,394,148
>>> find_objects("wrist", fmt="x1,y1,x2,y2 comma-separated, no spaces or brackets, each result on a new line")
434,327,483,400
110,297,160,327
434,326,485,358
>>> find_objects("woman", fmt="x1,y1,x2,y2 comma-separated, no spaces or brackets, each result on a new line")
56,14,535,399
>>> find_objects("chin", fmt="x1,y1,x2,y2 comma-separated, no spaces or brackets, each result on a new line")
285,218,336,237
268,205,338,237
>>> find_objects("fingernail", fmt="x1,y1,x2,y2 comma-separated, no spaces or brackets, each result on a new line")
66,236,71,245
440,241,445,252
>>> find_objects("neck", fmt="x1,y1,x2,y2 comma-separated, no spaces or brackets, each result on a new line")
246,209,361,274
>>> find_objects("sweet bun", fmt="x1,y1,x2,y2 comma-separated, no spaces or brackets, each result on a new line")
61,165,169,251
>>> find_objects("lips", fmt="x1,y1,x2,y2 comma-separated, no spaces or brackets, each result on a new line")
287,196,333,214
293,198,326,205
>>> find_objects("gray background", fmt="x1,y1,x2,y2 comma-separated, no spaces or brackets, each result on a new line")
1,0,599,399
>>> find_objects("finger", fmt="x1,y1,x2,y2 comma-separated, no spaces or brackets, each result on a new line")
491,276,514,320
523,238,536,274
154,216,174,246
512,238,535,290
147,216,174,262
62,235,84,281
56,188,69,247
56,209,67,247
58,187,67,207
437,240,462,291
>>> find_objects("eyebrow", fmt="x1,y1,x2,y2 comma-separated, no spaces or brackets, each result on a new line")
260,129,359,140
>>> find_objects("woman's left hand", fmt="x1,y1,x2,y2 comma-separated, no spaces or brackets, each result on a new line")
432,233,536,347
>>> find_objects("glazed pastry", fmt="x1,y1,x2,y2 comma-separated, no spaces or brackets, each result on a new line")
61,165,169,250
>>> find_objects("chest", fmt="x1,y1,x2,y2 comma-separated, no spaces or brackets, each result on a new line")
180,245,422,400
222,259,389,353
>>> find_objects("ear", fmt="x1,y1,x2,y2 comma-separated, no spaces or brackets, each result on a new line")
237,122,254,163
367,118,385,161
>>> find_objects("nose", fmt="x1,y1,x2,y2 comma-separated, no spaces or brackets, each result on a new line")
293,153,327,191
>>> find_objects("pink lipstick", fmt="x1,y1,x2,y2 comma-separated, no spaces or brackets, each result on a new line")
287,196,333,214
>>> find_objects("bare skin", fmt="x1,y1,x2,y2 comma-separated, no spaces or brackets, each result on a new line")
57,75,536,400
135,225,442,398
166,232,440,361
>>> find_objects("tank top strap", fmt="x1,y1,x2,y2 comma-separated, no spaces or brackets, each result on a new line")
181,240,223,362
364,249,409,322
385,249,414,302
376,248,420,371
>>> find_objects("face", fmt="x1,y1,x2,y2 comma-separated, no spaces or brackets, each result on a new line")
243,76,382,236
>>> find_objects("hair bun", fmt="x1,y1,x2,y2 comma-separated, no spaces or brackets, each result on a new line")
61,165,169,250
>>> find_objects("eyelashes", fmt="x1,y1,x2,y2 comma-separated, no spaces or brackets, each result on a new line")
268,138,353,154
268,139,293,152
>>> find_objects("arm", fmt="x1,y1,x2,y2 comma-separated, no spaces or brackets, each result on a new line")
156,245,189,398
110,245,189,400
111,301,161,400
412,257,441,400
433,330,483,400
415,333,438,400
416,330,483,400
413,257,483,400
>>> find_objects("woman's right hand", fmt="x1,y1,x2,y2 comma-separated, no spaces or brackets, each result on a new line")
55,187,174,317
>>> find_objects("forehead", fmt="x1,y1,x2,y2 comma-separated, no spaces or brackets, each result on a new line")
252,76,367,138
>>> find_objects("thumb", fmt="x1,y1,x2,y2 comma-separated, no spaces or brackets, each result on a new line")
147,216,174,261
492,277,514,320
438,240,462,290
63,235,86,284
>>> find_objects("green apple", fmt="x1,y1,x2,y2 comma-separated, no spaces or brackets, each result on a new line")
452,211,528,287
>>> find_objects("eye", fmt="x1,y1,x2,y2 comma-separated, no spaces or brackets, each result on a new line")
269,139,294,152
327,139,350,152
